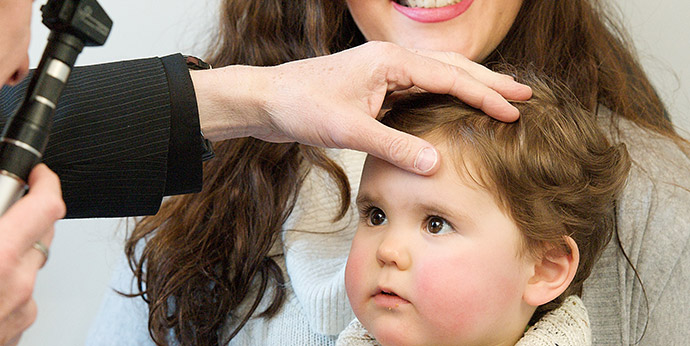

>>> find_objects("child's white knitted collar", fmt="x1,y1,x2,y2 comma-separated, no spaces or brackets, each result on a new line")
336,295,591,346
517,295,591,346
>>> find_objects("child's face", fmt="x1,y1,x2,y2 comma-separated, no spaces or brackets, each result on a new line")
345,148,536,346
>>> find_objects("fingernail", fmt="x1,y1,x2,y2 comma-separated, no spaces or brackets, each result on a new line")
414,147,437,173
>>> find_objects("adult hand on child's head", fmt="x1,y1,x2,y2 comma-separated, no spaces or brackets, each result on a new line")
0,164,65,346
193,41,532,175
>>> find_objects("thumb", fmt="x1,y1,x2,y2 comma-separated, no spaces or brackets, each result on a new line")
348,118,440,175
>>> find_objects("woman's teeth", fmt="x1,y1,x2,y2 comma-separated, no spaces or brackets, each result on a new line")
397,0,462,8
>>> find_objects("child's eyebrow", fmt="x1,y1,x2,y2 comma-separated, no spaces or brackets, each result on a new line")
413,201,475,226
412,201,457,217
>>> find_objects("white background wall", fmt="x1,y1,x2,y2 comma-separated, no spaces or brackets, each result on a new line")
20,1,690,345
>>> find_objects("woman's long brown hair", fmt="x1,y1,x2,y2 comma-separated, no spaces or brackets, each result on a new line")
491,0,686,150
125,2,359,345
125,1,686,344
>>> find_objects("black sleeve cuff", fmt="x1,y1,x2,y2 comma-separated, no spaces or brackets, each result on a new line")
160,54,203,195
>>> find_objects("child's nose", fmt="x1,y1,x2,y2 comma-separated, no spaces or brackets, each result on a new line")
375,231,412,270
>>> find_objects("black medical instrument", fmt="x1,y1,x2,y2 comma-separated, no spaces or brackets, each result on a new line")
0,0,112,215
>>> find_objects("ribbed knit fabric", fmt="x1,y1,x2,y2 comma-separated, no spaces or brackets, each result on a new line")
335,319,380,346
219,148,366,344
336,296,590,346
582,108,690,345
281,148,366,336
517,296,591,346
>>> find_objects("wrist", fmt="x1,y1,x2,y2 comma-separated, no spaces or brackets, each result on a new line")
190,65,268,142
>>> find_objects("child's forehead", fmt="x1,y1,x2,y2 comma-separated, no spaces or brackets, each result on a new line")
428,136,514,213
360,153,496,210
426,136,490,187
360,141,495,204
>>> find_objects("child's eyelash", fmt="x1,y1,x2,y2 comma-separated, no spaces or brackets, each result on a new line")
356,202,377,219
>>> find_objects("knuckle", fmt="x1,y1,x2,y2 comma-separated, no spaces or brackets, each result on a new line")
43,171,67,219
366,41,399,63
16,275,36,306
386,136,413,164
24,300,38,327
480,94,492,111
46,166,60,180
43,195,66,220
0,247,21,271
14,299,39,334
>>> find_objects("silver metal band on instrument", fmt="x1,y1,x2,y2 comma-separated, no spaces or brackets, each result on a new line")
0,138,43,159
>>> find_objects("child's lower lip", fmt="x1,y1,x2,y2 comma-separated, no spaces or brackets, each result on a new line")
373,293,411,308
391,0,475,24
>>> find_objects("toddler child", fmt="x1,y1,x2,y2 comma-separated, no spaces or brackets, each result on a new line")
338,72,631,346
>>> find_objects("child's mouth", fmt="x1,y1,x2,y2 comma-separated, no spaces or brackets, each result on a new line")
373,288,411,309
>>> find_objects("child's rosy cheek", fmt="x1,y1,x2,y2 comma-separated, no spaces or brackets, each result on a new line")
413,258,489,326
345,252,367,294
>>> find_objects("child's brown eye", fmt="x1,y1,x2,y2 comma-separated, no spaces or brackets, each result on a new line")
368,207,387,226
426,216,451,234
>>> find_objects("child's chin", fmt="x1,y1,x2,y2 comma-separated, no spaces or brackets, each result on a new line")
370,327,414,346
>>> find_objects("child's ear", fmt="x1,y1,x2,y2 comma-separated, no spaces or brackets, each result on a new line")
523,236,579,306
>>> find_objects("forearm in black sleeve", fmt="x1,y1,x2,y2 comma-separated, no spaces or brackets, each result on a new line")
0,55,203,218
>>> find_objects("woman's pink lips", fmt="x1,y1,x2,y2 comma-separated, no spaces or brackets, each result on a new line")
392,0,474,24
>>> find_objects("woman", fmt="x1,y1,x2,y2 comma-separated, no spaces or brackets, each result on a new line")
89,1,690,345
3,0,535,343
2,0,527,342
